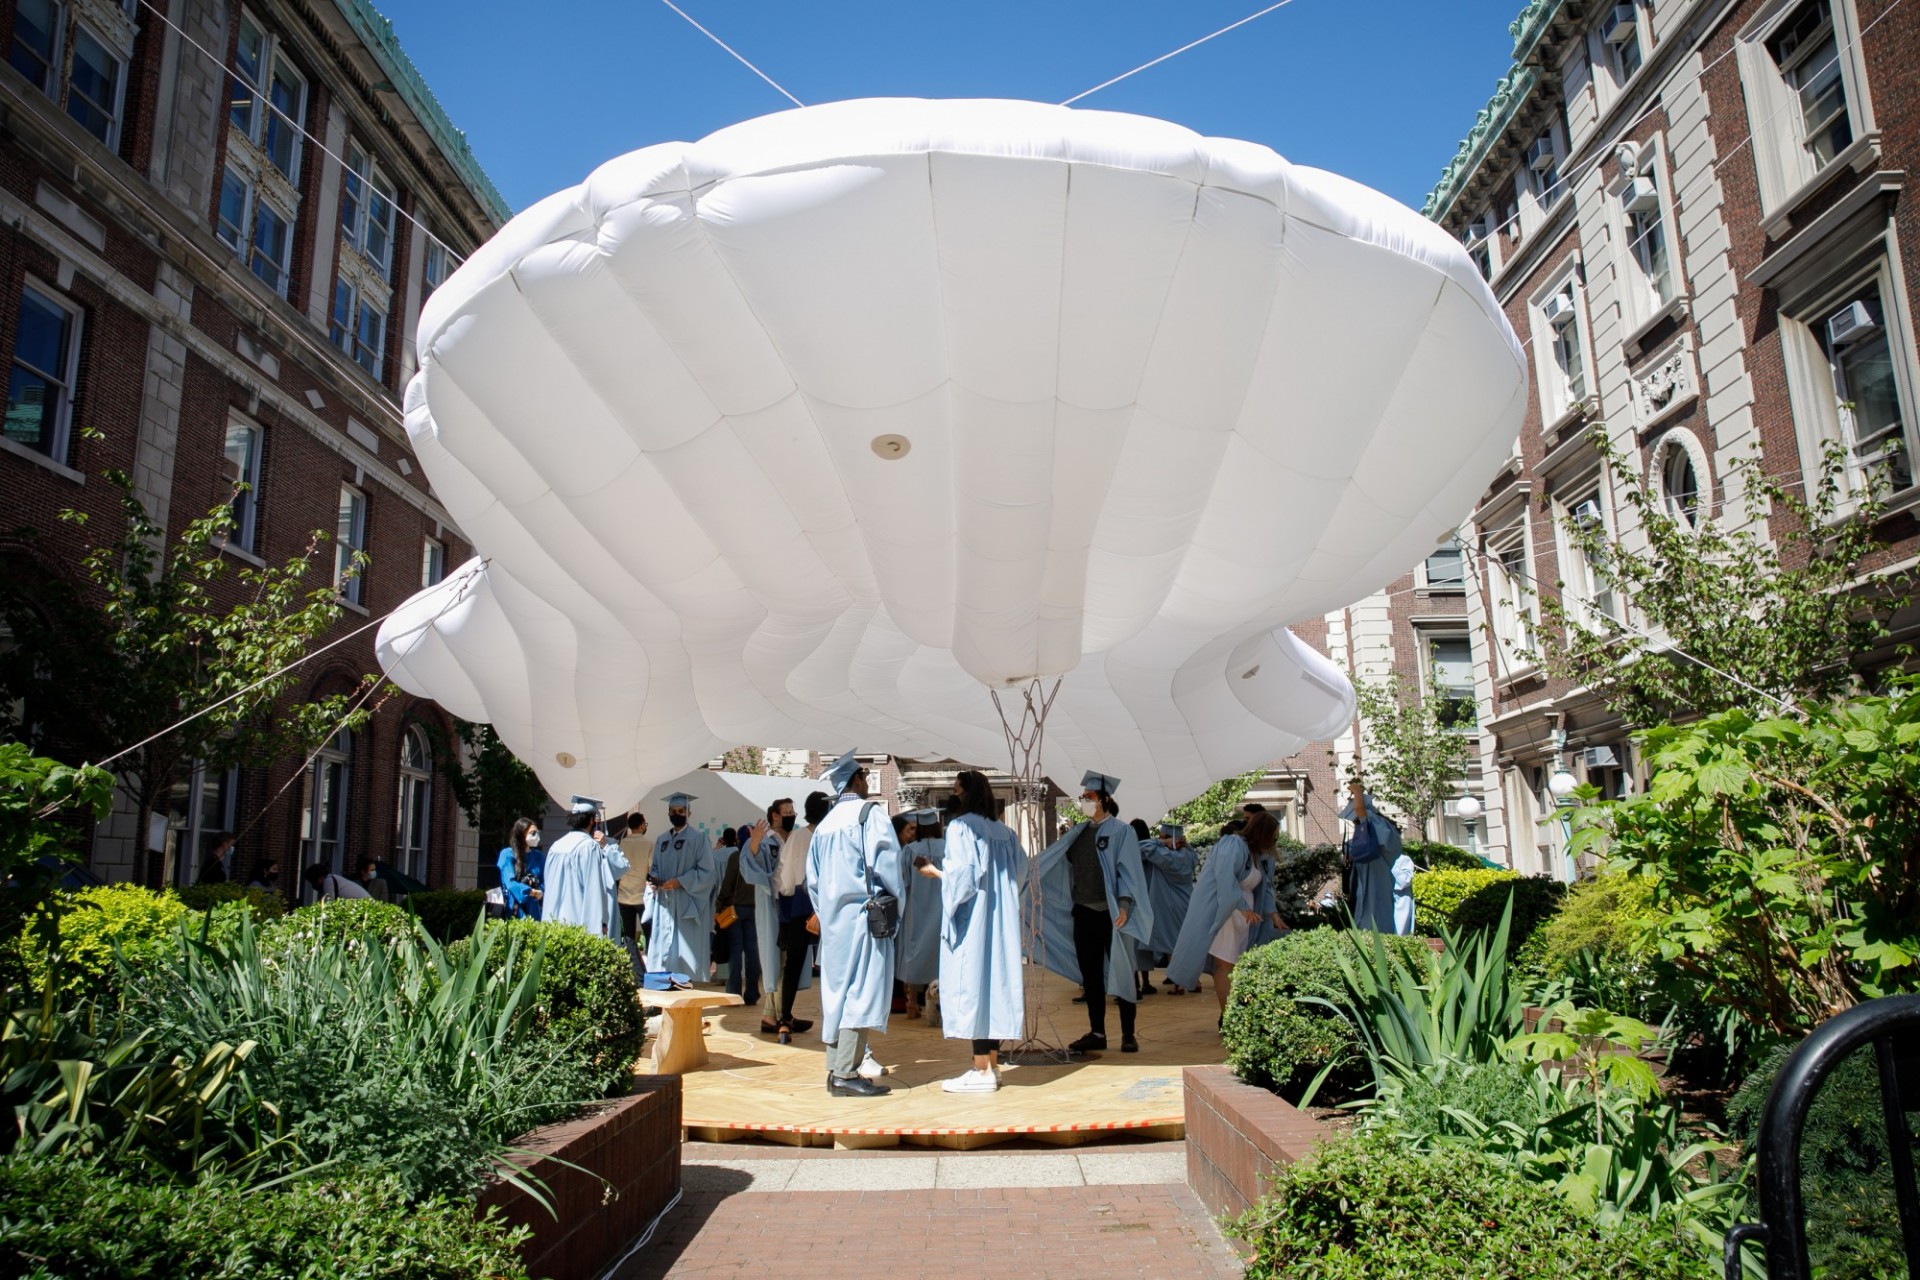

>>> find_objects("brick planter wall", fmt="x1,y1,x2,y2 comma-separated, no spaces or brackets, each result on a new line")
1184,1064,1333,1231
479,1076,682,1280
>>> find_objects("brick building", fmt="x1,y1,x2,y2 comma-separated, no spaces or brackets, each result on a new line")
1337,0,1920,876
0,0,507,888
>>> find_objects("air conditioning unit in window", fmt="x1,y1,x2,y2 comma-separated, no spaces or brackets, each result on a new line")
1827,299,1882,347
1622,176,1660,213
1602,5,1637,44
1582,745,1620,768
1571,497,1605,528
1542,291,1579,328
1526,135,1559,172
1463,220,1491,249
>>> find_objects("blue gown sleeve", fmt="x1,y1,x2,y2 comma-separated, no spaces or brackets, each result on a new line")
496,848,530,909
741,833,778,887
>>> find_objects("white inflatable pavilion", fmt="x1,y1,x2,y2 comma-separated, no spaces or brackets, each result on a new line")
377,99,1525,820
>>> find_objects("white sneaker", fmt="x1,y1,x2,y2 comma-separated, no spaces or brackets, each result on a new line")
856,1048,885,1080
942,1068,999,1094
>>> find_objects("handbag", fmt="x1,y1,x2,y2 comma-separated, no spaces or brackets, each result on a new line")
856,801,900,940
715,905,738,930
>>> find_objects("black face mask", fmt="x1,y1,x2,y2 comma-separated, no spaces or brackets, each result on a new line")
670,813,687,829
780,815,797,833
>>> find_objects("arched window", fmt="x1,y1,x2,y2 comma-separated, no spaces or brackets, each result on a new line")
395,725,432,883
1652,432,1706,530
300,726,352,884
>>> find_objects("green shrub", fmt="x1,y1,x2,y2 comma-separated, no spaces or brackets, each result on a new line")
1270,843,1344,925
1411,867,1515,934
450,918,643,1095
1403,840,1481,871
176,882,287,920
1451,875,1565,956
1222,928,1428,1098
404,890,488,943
0,1156,531,1280
261,897,415,954
125,912,592,1198
1534,872,1654,976
1730,1043,1907,1279
1232,1130,1717,1279
16,885,189,998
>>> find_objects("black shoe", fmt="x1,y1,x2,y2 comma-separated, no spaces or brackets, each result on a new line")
1071,992,1088,1004
1121,1036,1140,1053
760,1019,782,1034
787,1018,814,1034
1067,1032,1107,1053
1137,985,1155,998
828,1075,892,1098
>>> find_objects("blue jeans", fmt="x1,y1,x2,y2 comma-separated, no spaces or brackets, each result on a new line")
724,903,762,1003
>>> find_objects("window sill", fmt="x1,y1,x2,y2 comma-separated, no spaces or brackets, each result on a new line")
217,540,266,569
0,434,85,484
334,593,369,616
1623,295,1690,360
1415,584,1467,598
1760,131,1883,241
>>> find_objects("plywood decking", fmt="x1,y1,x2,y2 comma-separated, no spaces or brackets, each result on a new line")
654,967,1227,1150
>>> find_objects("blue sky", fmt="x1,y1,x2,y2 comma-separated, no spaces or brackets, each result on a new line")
377,0,1526,216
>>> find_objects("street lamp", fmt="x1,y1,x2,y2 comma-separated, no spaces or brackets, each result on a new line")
1548,768,1579,801
1456,794,1482,857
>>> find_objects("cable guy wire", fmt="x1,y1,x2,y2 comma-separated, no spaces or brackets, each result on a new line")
657,0,806,107
1061,0,1303,106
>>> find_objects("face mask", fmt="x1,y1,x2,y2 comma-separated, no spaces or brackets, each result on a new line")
527,833,541,848
780,815,796,832
670,813,687,829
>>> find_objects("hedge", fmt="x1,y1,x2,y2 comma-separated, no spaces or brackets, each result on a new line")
403,890,489,943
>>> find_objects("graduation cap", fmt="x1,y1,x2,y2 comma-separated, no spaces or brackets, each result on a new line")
1080,770,1121,795
664,792,696,810
910,808,942,826
825,749,863,792
569,795,603,816
1159,823,1184,839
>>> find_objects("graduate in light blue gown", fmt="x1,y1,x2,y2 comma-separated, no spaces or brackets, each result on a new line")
923,771,1026,1093
1025,770,1153,1054
496,817,545,919
1141,820,1198,987
806,751,904,1097
1166,811,1286,1016
542,797,631,939
1340,780,1404,934
742,797,795,1027
644,792,720,979
895,809,944,1013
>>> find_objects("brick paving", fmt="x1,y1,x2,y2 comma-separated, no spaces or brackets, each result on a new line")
612,1145,1244,1279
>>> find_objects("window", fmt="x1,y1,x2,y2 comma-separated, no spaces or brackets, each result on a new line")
219,11,304,297
1486,525,1536,666
5,284,81,462
1559,491,1621,625
335,485,366,605
1423,536,1466,590
1820,282,1912,491
223,420,262,552
1463,213,1493,281
1737,0,1872,215
1533,269,1593,422
395,726,432,882
1653,432,1705,528
1598,2,1646,87
1768,0,1851,167
1617,143,1680,327
1424,632,1476,728
1518,126,1565,234
423,239,458,299
339,145,398,274
164,761,236,888
421,537,445,587
228,10,305,181
9,1,129,148
300,727,351,881
329,281,386,380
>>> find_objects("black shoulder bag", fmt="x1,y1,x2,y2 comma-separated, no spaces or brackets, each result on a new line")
857,801,901,940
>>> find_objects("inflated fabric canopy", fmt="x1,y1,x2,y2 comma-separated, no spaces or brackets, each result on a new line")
377,98,1525,820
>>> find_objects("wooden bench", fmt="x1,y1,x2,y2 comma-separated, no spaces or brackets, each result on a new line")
639,987,744,1074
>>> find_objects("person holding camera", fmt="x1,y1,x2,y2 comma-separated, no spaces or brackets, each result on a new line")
1341,777,1405,934
806,751,904,1098
497,817,544,919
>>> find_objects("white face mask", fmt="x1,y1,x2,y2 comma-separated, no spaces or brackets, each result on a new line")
527,832,541,848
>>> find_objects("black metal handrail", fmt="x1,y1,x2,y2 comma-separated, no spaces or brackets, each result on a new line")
1725,994,1920,1279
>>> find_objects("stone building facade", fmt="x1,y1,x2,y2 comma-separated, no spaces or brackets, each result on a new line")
0,0,506,888
1391,0,1918,876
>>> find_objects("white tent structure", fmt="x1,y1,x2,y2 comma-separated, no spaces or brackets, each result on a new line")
377,98,1526,819
630,770,824,846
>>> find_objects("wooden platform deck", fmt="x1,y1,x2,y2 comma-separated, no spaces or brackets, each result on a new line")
652,967,1225,1150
